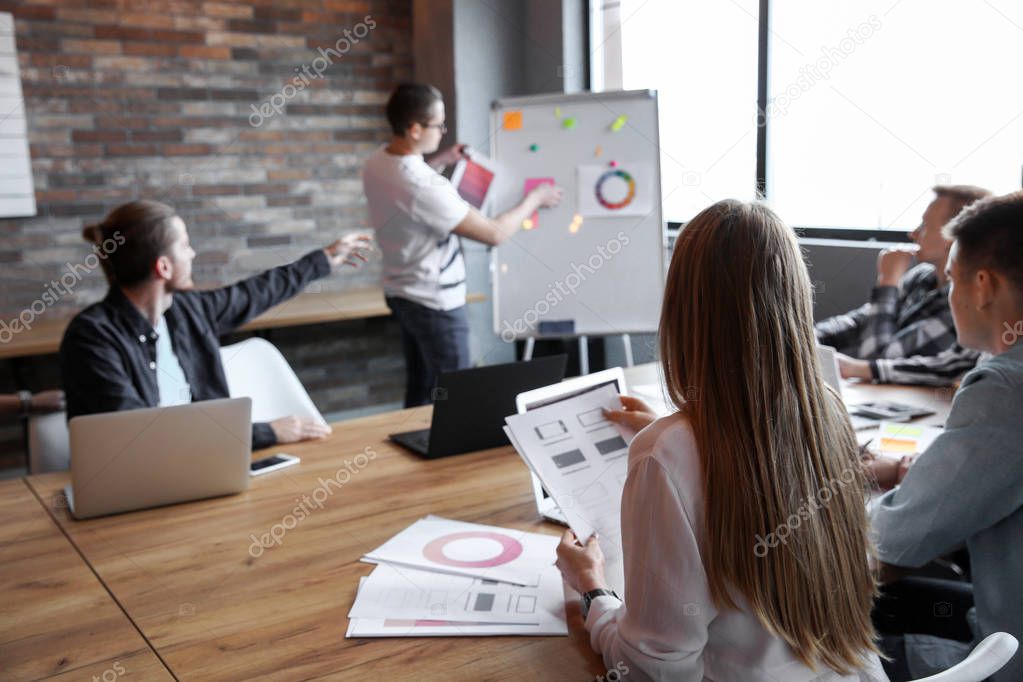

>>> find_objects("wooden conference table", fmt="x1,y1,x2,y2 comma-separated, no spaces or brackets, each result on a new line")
8,364,952,681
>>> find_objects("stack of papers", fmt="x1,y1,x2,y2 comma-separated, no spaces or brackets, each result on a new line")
504,383,630,595
347,515,567,637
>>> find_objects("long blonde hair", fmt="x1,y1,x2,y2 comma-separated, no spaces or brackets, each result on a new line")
659,200,879,673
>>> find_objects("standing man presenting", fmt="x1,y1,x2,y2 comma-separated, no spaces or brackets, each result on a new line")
363,83,562,407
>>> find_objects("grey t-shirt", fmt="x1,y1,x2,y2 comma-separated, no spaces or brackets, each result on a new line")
871,341,1023,682
362,147,470,311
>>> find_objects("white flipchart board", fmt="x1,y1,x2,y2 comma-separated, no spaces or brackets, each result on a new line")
490,90,664,340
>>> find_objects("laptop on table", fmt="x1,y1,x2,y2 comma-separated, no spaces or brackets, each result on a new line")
64,397,252,520
389,355,568,459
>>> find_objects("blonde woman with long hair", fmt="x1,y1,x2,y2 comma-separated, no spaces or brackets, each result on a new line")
556,200,887,680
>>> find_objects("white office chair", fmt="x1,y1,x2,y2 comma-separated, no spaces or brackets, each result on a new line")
27,411,71,474
219,337,327,426
910,632,1018,682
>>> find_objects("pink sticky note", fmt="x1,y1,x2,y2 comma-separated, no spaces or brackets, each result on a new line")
523,177,555,227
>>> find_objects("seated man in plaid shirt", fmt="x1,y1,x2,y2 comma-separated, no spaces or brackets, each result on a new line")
816,185,990,386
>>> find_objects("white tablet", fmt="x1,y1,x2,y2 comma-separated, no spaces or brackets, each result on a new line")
450,151,498,212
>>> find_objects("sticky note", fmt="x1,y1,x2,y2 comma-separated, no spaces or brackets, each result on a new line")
503,110,522,131
610,114,627,131
879,438,918,455
554,106,562,118
523,177,555,227
594,145,602,157
561,117,577,129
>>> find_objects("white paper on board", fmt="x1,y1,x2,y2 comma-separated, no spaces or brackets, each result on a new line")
577,162,654,218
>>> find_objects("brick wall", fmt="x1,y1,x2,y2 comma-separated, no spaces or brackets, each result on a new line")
0,0,413,471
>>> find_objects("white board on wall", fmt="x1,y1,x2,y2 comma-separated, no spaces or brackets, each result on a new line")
490,90,664,340
0,12,36,218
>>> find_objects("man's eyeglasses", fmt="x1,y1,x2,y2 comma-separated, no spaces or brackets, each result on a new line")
423,123,448,134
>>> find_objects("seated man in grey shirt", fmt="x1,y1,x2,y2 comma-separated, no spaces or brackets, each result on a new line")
868,190,1023,681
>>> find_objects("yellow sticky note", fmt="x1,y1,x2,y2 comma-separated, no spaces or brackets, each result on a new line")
879,437,917,455
503,110,523,131
610,114,627,131
554,106,562,118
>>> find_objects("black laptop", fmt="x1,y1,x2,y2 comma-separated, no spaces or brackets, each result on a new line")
389,355,568,459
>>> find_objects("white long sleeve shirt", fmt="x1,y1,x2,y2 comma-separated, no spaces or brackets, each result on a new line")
585,413,888,682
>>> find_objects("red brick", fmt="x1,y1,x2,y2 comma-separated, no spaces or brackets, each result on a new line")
7,5,57,20
191,184,242,196
30,54,92,69
61,39,122,55
163,144,213,155
94,26,205,44
71,130,127,143
124,42,178,57
36,189,77,203
95,116,150,130
202,2,253,19
132,130,184,142
106,144,157,156
243,183,289,195
178,45,231,60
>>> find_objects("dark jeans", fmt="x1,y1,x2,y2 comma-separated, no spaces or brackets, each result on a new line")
873,576,975,681
386,296,471,408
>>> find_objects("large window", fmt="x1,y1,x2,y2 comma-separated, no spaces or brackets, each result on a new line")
615,0,760,223
602,0,1023,228
769,0,1023,229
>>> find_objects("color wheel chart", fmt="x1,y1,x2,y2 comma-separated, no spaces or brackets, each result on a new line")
594,168,636,210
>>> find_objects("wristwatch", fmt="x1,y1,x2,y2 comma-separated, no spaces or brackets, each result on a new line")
581,588,621,619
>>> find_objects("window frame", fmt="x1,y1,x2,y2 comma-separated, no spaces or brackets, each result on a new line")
591,0,925,238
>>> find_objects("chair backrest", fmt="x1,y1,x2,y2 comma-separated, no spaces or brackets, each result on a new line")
28,411,71,473
219,337,326,426
910,632,1019,682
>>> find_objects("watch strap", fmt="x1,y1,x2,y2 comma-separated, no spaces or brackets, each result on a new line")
581,588,620,619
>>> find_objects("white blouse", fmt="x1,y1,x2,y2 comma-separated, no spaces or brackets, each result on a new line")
585,414,888,682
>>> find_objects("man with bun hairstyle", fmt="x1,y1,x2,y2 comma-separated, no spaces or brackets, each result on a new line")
61,200,372,449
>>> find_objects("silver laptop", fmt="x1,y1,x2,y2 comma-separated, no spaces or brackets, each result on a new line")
515,368,628,526
64,398,252,519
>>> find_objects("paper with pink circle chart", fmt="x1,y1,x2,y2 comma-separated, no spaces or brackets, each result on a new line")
362,515,559,586
577,162,654,217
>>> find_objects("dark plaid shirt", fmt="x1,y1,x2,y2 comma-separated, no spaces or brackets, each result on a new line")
815,263,980,386
60,250,330,449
